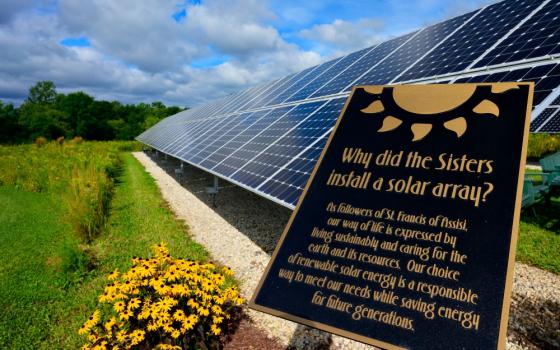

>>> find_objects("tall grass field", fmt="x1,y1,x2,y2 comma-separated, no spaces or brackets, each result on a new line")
0,142,209,349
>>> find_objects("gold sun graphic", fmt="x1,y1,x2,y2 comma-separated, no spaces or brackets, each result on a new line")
360,84,519,141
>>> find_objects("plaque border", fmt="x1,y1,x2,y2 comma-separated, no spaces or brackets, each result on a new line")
249,83,534,350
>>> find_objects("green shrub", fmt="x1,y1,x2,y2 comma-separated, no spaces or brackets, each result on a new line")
527,133,560,160
66,165,114,243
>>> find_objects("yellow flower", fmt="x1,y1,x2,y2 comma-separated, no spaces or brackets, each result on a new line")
171,329,181,339
197,307,209,317
113,301,126,313
130,330,145,345
128,298,141,310
116,330,127,342
78,242,244,349
173,310,186,321
210,324,221,336
156,344,181,350
108,269,119,281
104,317,117,332
119,309,134,321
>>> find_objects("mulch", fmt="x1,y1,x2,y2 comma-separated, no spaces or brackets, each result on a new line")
221,309,285,350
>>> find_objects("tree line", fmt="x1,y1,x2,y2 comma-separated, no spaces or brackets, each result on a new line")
0,81,185,143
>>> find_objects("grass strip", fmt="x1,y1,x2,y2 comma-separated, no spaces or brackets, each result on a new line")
0,153,208,349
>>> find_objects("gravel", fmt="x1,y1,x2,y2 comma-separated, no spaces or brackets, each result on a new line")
134,152,559,350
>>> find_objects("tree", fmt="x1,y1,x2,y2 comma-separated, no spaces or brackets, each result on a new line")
27,81,57,105
79,100,115,140
0,101,22,143
18,103,68,140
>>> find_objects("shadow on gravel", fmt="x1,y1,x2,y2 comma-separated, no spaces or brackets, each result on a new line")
147,152,292,254
146,152,339,349
510,295,560,350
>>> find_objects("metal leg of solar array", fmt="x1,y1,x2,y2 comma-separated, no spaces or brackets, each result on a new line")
175,162,184,178
206,176,219,207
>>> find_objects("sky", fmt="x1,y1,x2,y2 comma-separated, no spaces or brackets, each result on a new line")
0,0,497,107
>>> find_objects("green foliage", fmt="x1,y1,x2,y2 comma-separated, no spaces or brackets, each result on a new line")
527,133,560,160
0,101,22,143
18,103,69,140
66,163,116,243
59,244,98,290
0,81,186,143
27,81,57,105
0,151,211,349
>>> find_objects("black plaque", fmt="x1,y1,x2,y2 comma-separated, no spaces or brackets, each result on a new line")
250,84,533,350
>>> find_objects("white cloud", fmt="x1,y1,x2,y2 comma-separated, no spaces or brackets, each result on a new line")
0,0,324,107
0,0,498,108
298,18,384,55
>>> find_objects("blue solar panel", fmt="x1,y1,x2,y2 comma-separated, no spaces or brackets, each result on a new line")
399,0,541,81
137,0,560,210
283,48,372,102
539,108,560,132
185,113,258,163
530,107,557,131
265,58,344,106
198,109,274,169
242,73,299,110
460,63,558,105
360,12,475,85
224,102,326,188
474,0,560,67
230,99,345,192
254,98,346,205
309,31,418,97
210,106,294,176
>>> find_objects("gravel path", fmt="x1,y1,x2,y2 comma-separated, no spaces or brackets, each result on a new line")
133,152,559,350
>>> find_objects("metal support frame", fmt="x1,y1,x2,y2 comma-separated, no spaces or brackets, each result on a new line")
205,176,220,207
174,161,184,177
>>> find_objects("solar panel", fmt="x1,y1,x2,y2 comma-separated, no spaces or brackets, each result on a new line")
137,0,560,210
539,108,560,132
359,11,477,85
530,107,557,131
309,31,419,97
473,0,560,67
264,57,344,106
283,48,371,102
398,0,541,81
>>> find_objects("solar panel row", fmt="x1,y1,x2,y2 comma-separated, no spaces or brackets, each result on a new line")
138,0,560,209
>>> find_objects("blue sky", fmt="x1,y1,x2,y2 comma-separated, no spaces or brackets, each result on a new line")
0,0,495,106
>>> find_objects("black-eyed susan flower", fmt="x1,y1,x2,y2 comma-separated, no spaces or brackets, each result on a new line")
79,242,244,349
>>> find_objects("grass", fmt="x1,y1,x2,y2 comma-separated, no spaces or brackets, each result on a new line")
0,188,78,348
518,194,560,274
0,152,208,349
517,221,560,274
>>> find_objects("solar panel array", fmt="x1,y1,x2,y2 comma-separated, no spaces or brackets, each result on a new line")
138,0,560,209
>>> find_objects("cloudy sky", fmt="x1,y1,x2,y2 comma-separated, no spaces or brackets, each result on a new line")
0,0,495,107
